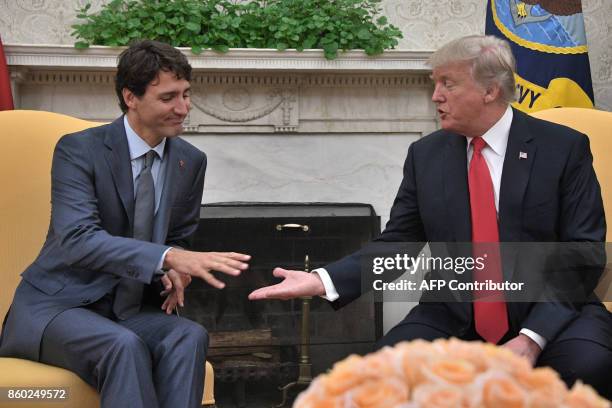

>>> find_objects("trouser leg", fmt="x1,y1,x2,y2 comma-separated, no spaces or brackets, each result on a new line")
537,338,612,400
40,306,158,408
120,306,208,408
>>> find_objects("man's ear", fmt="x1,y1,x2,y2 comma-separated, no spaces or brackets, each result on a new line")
484,83,501,104
122,88,137,110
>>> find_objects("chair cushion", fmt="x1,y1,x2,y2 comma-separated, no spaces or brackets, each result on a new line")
0,357,98,408
203,361,215,405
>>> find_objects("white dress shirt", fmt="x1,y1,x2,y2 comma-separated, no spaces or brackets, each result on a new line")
313,106,547,350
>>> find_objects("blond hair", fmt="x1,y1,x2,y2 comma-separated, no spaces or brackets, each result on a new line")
428,35,517,103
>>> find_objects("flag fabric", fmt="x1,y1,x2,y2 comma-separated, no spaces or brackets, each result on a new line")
0,36,14,111
486,0,594,112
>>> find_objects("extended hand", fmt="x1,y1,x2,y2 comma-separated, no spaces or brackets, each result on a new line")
502,334,542,366
248,267,326,300
160,269,192,314
164,249,250,289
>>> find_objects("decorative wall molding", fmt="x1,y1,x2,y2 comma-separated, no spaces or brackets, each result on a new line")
6,44,435,135
18,69,432,92
384,0,485,50
25,70,115,85
192,88,287,123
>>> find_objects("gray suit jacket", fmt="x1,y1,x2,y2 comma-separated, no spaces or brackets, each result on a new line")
0,116,207,361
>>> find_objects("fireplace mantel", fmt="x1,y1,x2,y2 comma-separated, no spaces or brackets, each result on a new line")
5,44,433,73
5,43,437,136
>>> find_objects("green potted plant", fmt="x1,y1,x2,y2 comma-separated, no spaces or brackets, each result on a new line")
72,0,403,59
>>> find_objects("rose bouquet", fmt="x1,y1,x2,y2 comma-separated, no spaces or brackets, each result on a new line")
294,338,610,408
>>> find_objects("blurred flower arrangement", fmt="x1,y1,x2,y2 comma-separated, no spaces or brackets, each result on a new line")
294,338,610,408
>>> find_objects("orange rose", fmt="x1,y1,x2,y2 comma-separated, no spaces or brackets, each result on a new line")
515,367,566,407
526,390,564,408
442,338,490,373
471,372,527,408
321,354,365,396
293,390,344,408
565,381,611,408
361,347,403,380
483,345,531,375
423,358,477,386
411,384,466,408
399,341,438,387
348,378,409,408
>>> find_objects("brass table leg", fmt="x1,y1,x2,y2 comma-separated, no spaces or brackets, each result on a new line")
275,255,313,407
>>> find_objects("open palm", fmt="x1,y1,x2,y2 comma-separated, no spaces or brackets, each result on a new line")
248,267,325,300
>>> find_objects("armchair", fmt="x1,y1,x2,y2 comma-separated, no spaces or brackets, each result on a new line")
531,107,612,312
0,110,214,407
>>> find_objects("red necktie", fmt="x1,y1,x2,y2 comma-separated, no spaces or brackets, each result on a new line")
468,137,508,344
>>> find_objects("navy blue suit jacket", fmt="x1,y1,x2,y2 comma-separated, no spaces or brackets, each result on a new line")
0,117,206,361
326,108,610,345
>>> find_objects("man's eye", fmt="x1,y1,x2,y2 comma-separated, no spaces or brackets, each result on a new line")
161,96,173,102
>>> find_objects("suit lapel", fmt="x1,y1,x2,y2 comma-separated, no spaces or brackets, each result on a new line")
152,138,181,244
103,117,135,229
498,109,536,286
498,109,536,242
443,134,473,305
443,133,472,242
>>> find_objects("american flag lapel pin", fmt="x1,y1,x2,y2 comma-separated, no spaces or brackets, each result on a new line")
179,159,185,168
519,151,528,160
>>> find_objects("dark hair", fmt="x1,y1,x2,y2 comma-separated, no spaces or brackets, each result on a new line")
115,40,192,113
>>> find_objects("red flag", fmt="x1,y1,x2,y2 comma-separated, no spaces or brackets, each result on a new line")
0,36,14,111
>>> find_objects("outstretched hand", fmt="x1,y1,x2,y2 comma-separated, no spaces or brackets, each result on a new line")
248,267,326,300
163,249,251,289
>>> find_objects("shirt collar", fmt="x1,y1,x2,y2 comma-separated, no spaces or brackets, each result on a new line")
123,115,166,161
466,105,513,157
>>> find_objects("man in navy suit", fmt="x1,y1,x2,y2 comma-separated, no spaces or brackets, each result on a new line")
250,35,612,397
0,40,250,408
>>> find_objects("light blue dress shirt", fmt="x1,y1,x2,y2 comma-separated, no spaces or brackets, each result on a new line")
123,116,170,273
124,116,167,213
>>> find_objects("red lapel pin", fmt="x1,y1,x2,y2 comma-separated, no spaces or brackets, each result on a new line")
179,160,185,168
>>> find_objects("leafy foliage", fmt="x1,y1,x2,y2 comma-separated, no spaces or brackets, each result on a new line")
72,0,403,59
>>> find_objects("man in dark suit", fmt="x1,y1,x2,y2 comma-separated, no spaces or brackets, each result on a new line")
0,40,250,408
249,35,612,397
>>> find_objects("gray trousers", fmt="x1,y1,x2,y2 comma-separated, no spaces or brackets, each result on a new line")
39,295,208,408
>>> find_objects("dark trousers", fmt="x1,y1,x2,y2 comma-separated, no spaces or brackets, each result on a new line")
39,294,208,408
377,304,612,400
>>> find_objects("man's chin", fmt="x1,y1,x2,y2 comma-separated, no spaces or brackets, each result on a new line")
163,124,184,138
439,119,452,131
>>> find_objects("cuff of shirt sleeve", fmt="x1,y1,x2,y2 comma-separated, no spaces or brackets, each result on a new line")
155,247,172,276
519,328,547,350
311,268,340,302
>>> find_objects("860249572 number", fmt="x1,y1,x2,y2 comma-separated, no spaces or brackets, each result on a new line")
0,387,69,401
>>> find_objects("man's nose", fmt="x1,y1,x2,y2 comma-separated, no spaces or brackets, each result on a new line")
175,97,190,115
431,83,444,103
